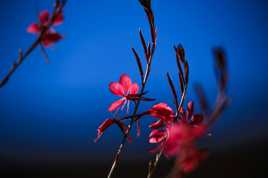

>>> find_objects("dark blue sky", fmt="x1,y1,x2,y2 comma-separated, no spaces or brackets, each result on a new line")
0,0,267,162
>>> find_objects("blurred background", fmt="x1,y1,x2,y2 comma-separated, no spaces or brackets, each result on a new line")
0,0,267,177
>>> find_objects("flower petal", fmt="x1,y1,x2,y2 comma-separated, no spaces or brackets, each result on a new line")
109,82,125,96
108,99,125,112
39,10,50,25
42,32,63,47
95,118,114,142
149,120,163,129
192,124,207,138
119,74,132,92
129,83,139,94
53,12,64,25
149,103,174,122
95,118,132,143
27,23,41,33
149,129,166,143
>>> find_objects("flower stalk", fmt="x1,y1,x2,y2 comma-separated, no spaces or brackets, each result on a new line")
95,1,229,178
106,1,157,178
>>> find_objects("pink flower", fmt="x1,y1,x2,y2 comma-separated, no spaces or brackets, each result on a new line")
149,129,167,144
163,122,206,157
27,10,64,47
149,103,175,123
148,101,208,171
149,121,207,173
108,74,139,112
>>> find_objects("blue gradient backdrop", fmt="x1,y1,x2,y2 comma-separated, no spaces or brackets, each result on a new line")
0,0,267,162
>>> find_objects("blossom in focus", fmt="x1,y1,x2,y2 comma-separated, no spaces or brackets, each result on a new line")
148,101,207,173
108,74,139,112
27,10,64,47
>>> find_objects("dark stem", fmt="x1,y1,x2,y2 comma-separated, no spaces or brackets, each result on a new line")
0,38,41,88
146,49,190,178
146,84,188,178
107,1,156,177
107,52,155,178
119,111,149,121
147,151,163,178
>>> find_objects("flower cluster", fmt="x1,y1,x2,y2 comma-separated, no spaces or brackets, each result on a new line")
148,102,207,173
95,1,228,178
27,6,64,47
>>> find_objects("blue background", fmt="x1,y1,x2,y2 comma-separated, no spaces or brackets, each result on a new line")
0,0,267,164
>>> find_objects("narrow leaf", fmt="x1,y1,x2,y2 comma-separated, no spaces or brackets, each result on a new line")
179,72,184,94
139,29,148,59
95,118,114,142
184,61,189,85
194,84,210,115
132,48,144,80
213,48,227,92
167,73,179,111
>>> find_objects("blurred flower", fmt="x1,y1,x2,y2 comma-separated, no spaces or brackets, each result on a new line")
177,147,208,173
108,74,139,112
27,10,63,47
148,101,207,173
163,122,206,157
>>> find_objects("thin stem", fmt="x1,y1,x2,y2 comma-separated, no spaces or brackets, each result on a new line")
146,48,190,178
177,85,188,115
119,111,149,121
147,151,163,178
146,84,188,178
107,1,156,177
0,38,41,88
107,54,154,178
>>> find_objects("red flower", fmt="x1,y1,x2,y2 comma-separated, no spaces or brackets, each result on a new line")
149,103,175,123
148,101,207,168
163,122,206,157
27,10,64,47
149,129,167,143
108,74,139,112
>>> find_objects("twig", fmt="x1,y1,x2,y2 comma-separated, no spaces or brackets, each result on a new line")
147,150,163,178
146,45,190,178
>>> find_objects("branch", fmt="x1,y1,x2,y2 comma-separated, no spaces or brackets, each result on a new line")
146,45,190,178
107,1,157,177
